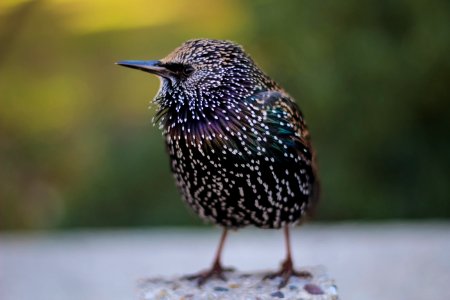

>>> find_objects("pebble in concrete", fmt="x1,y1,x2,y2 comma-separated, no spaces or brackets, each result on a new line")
138,266,338,300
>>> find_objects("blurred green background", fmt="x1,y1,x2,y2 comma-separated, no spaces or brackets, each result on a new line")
0,0,449,230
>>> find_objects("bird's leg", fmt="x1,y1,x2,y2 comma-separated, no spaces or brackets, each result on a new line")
184,228,233,286
264,226,312,288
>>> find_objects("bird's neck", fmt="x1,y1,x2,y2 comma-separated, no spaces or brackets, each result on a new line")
153,77,280,148
154,89,238,144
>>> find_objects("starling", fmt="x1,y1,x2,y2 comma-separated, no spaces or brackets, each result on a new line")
117,39,319,288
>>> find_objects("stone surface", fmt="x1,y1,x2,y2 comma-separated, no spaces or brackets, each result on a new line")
1,223,450,300
138,266,338,300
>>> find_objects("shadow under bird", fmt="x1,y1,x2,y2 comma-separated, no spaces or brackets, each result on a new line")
117,39,319,288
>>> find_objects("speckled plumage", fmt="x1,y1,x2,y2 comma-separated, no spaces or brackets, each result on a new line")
123,39,318,228
118,39,319,287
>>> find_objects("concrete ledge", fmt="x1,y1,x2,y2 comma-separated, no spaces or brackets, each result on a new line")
137,266,338,300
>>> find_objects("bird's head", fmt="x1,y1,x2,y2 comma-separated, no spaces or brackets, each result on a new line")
117,39,275,132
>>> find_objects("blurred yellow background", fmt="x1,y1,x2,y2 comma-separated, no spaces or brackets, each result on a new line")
1,0,449,230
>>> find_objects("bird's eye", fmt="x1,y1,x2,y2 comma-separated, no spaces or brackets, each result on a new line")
163,63,194,78
182,66,194,77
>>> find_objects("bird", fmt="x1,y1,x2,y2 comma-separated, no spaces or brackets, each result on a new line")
117,39,319,288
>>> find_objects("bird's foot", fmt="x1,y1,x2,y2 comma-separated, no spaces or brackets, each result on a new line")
264,259,312,289
183,262,235,286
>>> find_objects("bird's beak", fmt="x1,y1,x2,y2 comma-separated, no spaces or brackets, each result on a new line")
116,60,170,77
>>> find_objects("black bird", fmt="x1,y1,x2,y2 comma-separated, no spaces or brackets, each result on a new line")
117,39,319,288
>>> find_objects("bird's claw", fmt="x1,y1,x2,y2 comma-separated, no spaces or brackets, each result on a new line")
264,259,312,289
183,263,235,286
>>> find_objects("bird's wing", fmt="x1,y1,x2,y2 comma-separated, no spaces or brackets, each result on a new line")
249,90,320,215
247,90,313,163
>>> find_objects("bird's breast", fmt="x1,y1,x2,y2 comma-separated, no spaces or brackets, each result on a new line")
163,128,315,228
